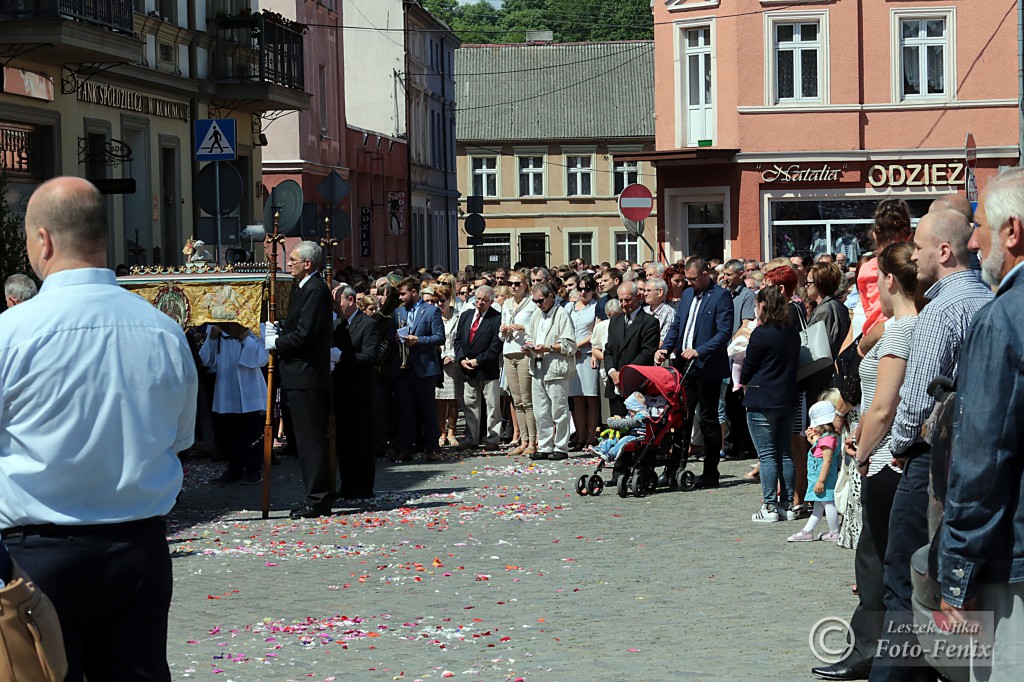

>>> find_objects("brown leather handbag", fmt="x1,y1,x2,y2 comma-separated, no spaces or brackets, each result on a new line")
0,559,67,681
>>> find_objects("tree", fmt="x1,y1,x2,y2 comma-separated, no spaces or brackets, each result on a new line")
0,171,31,296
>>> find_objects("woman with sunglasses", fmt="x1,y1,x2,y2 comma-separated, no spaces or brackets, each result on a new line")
568,273,600,449
500,269,538,456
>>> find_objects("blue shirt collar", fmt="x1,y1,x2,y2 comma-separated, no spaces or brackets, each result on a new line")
924,268,983,300
347,309,359,325
39,268,116,293
998,260,1024,294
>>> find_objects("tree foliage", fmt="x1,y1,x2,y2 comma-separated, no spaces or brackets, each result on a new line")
422,0,653,44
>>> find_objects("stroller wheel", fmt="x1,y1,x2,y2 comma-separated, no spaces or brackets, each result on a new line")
588,475,605,496
616,474,629,498
575,474,589,496
629,470,645,498
640,470,658,495
678,470,696,491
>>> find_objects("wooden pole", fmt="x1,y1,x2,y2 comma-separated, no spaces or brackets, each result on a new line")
321,216,338,500
262,211,285,520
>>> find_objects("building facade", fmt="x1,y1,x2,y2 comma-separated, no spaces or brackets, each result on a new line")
405,0,459,271
456,41,657,270
0,0,309,267
624,0,1019,263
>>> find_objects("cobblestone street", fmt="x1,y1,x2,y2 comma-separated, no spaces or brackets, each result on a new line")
167,453,853,681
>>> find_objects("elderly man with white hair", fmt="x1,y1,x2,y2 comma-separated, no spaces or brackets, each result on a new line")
455,284,504,450
3,273,37,309
642,277,675,344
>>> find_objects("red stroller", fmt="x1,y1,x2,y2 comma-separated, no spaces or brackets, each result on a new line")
574,363,697,498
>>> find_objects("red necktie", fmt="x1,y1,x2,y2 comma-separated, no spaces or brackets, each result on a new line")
469,312,481,343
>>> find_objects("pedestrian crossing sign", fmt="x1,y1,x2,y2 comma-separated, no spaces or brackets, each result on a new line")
195,119,236,162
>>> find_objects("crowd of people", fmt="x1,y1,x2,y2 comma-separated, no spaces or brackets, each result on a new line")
2,171,1022,679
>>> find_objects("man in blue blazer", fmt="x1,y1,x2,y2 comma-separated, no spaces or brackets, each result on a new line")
394,277,446,461
655,257,734,488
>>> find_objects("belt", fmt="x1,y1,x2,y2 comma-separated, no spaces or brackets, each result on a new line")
2,516,164,541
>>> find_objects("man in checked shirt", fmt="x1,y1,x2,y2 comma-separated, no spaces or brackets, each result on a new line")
868,207,993,682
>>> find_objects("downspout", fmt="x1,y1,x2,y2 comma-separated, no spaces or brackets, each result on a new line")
403,2,414,266
440,36,452,271
1019,0,1023,165
189,0,200,263
857,0,866,152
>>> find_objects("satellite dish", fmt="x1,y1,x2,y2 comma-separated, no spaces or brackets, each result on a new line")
263,180,303,237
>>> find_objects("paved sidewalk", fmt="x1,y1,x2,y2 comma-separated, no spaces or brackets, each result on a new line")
168,453,856,681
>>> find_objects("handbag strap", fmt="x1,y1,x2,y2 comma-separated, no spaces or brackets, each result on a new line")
791,301,808,330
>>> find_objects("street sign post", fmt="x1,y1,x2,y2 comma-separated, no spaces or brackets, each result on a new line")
965,132,979,203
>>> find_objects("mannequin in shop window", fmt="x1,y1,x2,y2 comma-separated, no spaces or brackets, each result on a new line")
810,228,829,260
775,231,797,256
833,232,861,264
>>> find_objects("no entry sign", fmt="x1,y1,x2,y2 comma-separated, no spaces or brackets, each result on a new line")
618,183,654,222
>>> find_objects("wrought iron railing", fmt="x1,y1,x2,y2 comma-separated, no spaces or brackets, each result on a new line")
0,0,134,34
213,13,305,91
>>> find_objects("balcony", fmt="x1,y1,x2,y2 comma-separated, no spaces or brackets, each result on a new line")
0,0,142,65
211,11,310,112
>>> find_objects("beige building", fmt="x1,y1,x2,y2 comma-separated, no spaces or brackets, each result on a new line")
455,41,657,270
0,0,309,267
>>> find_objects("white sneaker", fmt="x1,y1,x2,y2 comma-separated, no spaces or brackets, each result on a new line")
783,506,798,521
752,505,780,523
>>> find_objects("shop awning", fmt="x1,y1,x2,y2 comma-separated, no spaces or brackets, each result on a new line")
613,148,740,166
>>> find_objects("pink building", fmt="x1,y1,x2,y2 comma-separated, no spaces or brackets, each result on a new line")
620,0,1019,262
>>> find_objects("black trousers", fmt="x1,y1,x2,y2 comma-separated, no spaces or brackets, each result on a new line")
722,384,754,457
284,386,331,507
5,517,172,682
846,467,901,669
395,371,440,453
667,373,723,481
337,382,375,497
213,411,263,477
870,450,936,682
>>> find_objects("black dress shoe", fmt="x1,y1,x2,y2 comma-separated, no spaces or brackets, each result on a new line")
529,451,550,460
548,451,568,460
810,661,870,681
693,476,720,489
289,504,330,520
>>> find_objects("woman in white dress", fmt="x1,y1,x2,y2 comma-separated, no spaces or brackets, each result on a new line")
428,284,462,447
567,273,600,449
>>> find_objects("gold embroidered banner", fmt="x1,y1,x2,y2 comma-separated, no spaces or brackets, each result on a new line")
118,273,294,335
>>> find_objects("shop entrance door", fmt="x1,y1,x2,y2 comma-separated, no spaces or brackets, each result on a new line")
686,202,725,261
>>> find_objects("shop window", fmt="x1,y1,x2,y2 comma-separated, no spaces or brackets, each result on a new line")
518,156,544,197
892,9,955,102
565,155,592,197
613,160,639,195
568,232,593,264
615,232,639,263
769,198,932,261
687,202,725,261
471,156,498,197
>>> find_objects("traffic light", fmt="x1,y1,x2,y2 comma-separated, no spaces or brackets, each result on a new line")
464,195,485,247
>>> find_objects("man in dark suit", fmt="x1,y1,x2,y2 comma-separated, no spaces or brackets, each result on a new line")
454,285,503,450
394,277,445,460
264,241,334,519
655,256,734,489
603,281,660,416
332,285,380,499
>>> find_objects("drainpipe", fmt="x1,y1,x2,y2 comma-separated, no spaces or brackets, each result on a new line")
440,36,452,271
1019,0,1023,165
189,0,201,262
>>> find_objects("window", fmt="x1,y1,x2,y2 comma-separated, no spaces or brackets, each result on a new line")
568,233,593,264
774,22,820,101
900,18,946,98
566,155,592,196
614,160,639,195
471,156,498,197
615,232,639,263
518,156,544,197
682,25,714,146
